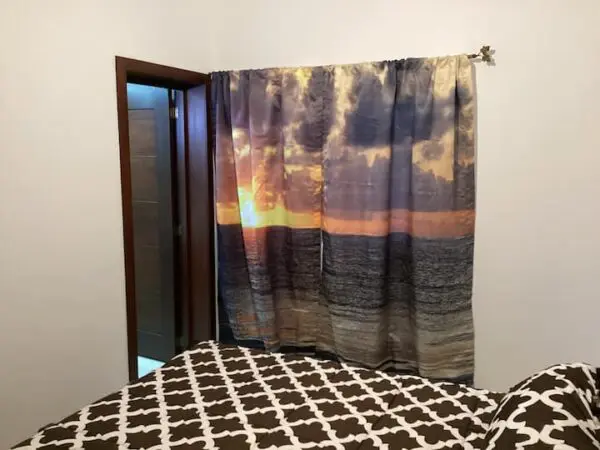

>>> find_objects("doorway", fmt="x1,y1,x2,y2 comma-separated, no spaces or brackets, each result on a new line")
127,83,179,375
115,57,215,381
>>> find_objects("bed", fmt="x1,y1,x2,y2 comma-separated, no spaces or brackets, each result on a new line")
13,341,600,449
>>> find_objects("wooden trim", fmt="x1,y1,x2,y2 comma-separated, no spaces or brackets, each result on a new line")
115,56,214,381
115,57,137,380
116,56,209,89
186,85,216,343
206,84,216,341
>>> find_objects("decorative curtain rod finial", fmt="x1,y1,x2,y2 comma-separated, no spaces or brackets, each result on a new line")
468,45,494,63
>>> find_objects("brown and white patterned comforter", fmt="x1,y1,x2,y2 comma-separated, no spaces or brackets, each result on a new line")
13,341,600,449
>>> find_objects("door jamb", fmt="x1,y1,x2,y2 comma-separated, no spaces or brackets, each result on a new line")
115,56,215,381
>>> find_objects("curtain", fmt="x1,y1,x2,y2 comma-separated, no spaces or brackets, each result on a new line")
213,55,475,381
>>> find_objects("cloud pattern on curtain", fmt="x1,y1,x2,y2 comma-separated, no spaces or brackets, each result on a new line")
213,55,475,381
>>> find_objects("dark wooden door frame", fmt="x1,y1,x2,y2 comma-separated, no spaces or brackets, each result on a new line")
115,56,215,381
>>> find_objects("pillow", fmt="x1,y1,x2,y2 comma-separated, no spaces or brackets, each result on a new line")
483,363,600,449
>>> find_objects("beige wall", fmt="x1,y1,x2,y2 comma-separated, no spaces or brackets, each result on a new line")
1,0,599,446
0,1,218,446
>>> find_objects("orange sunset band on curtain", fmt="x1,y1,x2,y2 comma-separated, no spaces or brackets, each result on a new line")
217,196,474,238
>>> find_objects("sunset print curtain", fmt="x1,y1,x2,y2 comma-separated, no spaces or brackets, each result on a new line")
212,55,475,381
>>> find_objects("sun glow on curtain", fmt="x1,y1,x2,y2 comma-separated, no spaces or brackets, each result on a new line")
213,55,475,381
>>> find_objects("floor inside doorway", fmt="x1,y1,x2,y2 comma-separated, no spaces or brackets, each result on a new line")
138,356,164,378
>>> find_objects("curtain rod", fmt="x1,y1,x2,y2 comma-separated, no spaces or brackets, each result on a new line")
468,45,493,62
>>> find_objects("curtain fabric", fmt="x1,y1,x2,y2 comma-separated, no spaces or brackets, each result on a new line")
213,55,475,381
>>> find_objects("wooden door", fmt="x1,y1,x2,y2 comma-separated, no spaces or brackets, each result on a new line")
127,83,177,362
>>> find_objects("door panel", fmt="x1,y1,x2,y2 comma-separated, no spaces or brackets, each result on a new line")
130,156,158,201
127,83,177,362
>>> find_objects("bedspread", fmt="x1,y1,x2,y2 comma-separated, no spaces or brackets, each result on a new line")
13,341,600,449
